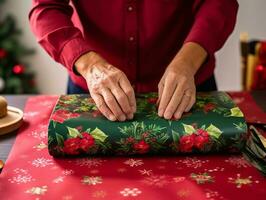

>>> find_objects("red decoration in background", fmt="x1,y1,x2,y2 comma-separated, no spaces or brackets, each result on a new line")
12,64,25,75
252,42,266,90
0,49,7,59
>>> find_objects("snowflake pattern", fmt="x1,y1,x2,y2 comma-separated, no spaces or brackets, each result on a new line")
124,159,144,167
228,174,259,188
31,158,54,168
8,168,35,184
190,173,214,184
62,169,74,176
33,141,47,151
24,111,39,118
53,176,64,184
176,157,209,169
204,167,225,173
25,186,48,195
139,169,153,176
120,188,142,197
177,189,190,198
225,156,251,168
9,174,35,184
141,175,170,187
205,189,225,200
92,190,107,198
39,100,54,107
30,130,47,140
81,176,103,185
72,158,104,168
173,176,186,183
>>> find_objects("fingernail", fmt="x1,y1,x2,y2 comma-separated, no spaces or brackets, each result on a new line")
158,109,164,117
175,112,181,119
109,115,116,121
164,112,172,119
119,115,126,121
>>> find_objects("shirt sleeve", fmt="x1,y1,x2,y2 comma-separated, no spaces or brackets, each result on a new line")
29,0,93,72
184,0,239,55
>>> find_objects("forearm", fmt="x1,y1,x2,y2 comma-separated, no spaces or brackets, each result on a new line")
171,42,207,76
29,0,92,71
184,0,238,55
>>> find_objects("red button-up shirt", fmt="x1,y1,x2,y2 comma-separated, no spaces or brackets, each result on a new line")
29,0,238,93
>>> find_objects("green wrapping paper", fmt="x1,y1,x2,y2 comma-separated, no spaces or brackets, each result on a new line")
48,92,247,157
243,125,266,176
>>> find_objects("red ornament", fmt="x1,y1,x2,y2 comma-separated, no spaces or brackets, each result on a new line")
0,49,7,59
13,64,25,75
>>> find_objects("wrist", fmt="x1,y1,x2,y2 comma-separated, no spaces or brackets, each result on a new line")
173,42,207,75
74,51,100,77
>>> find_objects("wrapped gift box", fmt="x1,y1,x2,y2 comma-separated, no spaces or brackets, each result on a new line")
48,92,247,157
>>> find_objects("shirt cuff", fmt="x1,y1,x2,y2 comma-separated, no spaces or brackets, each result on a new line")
184,27,216,57
59,37,93,73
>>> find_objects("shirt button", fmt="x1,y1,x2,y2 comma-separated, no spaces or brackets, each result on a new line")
128,6,133,12
129,36,135,42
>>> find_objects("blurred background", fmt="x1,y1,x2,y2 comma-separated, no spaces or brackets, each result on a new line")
0,0,266,94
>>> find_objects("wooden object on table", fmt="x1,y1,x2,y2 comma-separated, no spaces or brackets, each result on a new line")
0,96,23,136
0,96,8,118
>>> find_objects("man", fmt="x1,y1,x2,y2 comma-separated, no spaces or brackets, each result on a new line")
29,0,238,122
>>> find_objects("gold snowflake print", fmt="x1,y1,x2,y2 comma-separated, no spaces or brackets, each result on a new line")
25,186,48,195
228,174,259,188
92,190,107,198
177,189,190,198
81,176,103,185
190,172,214,184
33,142,47,151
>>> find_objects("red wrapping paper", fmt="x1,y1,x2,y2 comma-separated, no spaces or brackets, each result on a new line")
229,92,266,124
0,96,265,200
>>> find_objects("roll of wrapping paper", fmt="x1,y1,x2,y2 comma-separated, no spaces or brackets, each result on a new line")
48,92,247,157
243,125,266,176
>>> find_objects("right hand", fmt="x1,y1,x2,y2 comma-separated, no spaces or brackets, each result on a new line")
75,51,136,121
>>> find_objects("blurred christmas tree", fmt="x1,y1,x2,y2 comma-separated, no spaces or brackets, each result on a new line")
0,0,38,94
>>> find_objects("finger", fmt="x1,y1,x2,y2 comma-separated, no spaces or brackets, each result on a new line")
101,88,126,121
119,76,136,113
91,93,116,121
158,76,177,117
157,81,164,106
185,90,196,112
174,93,191,119
110,83,133,120
163,84,184,119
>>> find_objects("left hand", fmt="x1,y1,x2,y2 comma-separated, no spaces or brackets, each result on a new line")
157,58,196,120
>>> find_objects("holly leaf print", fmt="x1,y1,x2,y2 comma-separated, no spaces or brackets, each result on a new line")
67,127,82,138
56,133,64,147
182,124,196,135
91,128,108,142
172,130,180,143
206,124,222,139
230,107,244,117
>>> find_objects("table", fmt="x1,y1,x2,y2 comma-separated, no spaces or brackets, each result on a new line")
0,95,31,162
0,91,265,162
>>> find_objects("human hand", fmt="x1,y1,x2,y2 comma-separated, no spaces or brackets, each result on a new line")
157,58,196,120
75,52,136,121
157,42,207,120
